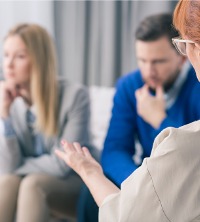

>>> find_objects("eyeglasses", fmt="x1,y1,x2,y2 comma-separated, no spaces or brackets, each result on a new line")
172,37,195,56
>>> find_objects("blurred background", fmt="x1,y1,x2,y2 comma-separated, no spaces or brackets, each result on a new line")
0,0,178,87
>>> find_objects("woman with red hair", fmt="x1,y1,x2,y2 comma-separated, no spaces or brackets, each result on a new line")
56,1,200,221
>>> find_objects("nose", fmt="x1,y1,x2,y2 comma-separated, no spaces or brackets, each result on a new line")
4,56,14,68
144,62,157,77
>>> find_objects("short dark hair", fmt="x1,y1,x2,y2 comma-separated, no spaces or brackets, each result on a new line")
135,13,179,44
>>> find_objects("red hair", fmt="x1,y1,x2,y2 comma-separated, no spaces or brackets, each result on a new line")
173,0,200,44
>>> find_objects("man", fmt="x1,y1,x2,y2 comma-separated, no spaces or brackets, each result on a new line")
77,13,200,221
101,13,200,187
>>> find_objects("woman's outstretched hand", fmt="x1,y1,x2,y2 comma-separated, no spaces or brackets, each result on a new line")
55,140,103,179
55,140,119,207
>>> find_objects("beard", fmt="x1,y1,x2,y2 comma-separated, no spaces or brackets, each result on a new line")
144,69,181,93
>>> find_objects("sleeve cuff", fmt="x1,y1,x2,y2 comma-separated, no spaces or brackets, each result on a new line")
0,117,16,137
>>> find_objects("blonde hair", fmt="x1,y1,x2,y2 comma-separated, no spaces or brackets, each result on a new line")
5,24,58,136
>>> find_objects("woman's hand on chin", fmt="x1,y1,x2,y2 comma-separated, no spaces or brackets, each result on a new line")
0,81,20,118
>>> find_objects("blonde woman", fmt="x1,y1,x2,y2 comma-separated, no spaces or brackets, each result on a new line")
0,24,92,222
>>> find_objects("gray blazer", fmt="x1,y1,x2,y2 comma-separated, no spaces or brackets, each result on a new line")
0,79,92,177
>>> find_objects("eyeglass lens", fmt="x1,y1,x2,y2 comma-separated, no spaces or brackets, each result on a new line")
176,42,187,55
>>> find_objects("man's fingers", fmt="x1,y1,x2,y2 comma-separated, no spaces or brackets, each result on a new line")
135,84,150,100
156,85,164,99
142,84,149,92
135,88,142,99
135,90,139,99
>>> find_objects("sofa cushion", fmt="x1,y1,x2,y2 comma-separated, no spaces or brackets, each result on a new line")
89,86,115,150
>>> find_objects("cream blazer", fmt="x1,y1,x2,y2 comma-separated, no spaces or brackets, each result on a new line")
100,121,200,222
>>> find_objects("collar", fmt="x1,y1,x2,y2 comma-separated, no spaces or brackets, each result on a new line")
164,61,190,109
26,105,36,125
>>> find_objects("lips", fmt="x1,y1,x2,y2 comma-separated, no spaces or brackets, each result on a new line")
146,79,162,89
148,78,160,84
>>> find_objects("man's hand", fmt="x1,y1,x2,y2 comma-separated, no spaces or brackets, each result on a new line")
135,84,166,129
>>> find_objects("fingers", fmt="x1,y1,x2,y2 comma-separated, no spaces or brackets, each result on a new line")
142,84,149,94
82,147,92,157
135,87,142,99
0,81,17,100
73,142,83,154
60,139,87,156
136,84,164,100
61,140,74,153
135,84,150,99
54,149,66,161
156,85,164,99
